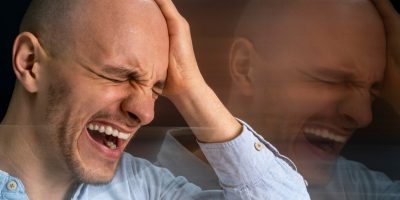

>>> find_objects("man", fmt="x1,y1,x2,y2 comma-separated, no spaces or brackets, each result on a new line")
0,0,309,199
228,0,384,184
156,0,400,199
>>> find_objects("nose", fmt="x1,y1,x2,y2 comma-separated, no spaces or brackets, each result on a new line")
338,89,373,129
121,88,155,126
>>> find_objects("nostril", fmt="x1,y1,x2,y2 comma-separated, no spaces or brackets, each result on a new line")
128,112,140,124
342,114,360,129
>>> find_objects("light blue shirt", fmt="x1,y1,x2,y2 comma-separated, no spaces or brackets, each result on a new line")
309,157,400,200
0,123,310,199
157,129,400,200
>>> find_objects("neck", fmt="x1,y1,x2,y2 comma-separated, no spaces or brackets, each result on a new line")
0,125,78,200
0,89,78,200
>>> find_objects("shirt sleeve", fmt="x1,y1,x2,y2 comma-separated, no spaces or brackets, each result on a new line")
197,120,310,200
75,121,310,200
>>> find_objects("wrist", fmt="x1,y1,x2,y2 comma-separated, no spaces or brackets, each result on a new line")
168,83,242,143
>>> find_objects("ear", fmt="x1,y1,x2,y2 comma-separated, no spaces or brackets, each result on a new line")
229,37,257,96
12,32,46,93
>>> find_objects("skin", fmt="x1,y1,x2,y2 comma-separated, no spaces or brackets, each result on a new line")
0,0,242,199
374,0,400,114
2,0,169,199
227,0,385,186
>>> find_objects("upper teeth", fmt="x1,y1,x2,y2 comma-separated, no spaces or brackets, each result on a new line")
304,128,346,143
87,123,130,140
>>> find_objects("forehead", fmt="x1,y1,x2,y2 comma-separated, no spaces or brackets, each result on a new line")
253,1,386,82
66,0,169,80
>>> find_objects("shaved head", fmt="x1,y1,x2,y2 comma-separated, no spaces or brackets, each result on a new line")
19,0,79,55
19,0,166,58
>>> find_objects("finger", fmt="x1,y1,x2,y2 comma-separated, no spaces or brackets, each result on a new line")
371,0,400,38
372,0,400,22
154,0,180,17
153,0,184,27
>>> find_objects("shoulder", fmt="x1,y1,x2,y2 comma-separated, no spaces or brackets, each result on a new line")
335,157,396,189
117,153,175,180
117,153,194,187
75,153,194,199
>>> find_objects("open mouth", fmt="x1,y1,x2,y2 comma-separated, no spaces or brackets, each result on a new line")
303,127,346,155
86,123,130,150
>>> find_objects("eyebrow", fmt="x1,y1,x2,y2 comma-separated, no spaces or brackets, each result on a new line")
316,65,355,78
102,65,165,90
307,66,384,89
101,65,139,78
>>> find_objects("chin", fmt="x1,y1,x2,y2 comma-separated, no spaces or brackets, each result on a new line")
72,160,119,184
64,141,121,185
81,173,115,185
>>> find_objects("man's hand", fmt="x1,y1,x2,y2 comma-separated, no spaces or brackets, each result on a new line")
154,0,241,143
373,0,400,114
154,0,205,98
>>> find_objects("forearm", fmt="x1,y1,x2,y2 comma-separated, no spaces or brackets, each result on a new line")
169,82,241,143
198,121,310,200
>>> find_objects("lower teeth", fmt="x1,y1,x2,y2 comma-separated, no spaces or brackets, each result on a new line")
105,141,117,150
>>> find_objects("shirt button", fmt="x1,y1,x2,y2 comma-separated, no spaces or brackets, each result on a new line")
7,180,18,191
254,142,263,151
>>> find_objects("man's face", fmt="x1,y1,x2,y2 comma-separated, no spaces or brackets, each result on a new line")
34,1,169,183
244,3,385,185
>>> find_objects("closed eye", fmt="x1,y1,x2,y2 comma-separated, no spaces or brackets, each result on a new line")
152,89,161,99
318,78,341,85
101,65,143,83
307,74,342,85
96,73,128,83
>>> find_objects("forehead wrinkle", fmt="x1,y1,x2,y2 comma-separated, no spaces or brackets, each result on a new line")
152,63,166,91
148,64,166,90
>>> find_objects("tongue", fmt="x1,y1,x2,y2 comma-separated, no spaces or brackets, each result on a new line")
88,129,105,144
87,128,118,148
314,141,335,153
103,135,117,146
305,134,335,154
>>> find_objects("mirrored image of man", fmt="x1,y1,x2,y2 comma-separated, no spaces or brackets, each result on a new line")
156,0,400,199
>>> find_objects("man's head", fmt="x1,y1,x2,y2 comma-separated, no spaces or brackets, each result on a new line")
8,0,168,183
227,0,385,185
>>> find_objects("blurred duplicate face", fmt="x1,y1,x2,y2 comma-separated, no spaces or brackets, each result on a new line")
33,0,169,183
231,1,385,185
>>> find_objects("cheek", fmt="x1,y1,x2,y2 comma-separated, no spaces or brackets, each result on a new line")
286,83,344,112
70,80,131,111
259,83,314,117
264,83,343,132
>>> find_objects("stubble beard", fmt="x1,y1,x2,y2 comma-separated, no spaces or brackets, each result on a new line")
46,84,116,185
